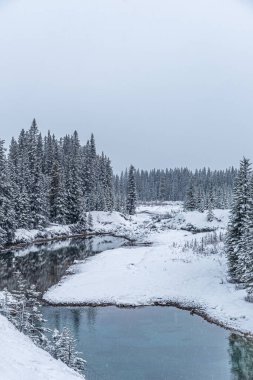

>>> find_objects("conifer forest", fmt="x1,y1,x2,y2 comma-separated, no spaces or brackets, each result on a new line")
0,120,237,248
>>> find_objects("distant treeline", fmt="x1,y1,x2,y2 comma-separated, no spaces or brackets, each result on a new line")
114,167,237,211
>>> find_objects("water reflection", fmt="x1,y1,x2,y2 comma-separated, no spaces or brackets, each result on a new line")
229,333,253,379
42,306,253,380
0,236,126,293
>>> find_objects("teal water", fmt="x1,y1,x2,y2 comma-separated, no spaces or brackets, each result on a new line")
42,306,253,380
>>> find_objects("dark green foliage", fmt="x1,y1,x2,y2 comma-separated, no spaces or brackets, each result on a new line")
229,334,253,379
0,139,16,245
0,121,115,245
126,165,137,215
115,166,237,210
184,181,196,211
226,158,252,283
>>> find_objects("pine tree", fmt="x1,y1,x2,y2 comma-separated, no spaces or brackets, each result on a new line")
239,175,253,293
196,188,205,213
49,160,67,223
0,139,16,244
25,285,48,347
158,174,166,201
184,181,196,211
87,213,93,232
27,120,48,228
52,327,86,374
226,158,252,282
65,132,82,223
11,271,29,332
126,165,137,215
207,202,214,222
105,157,114,211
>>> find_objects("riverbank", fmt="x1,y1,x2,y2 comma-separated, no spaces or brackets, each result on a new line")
0,210,140,254
45,233,253,335
0,235,128,380
0,314,83,380
1,202,225,253
42,204,253,337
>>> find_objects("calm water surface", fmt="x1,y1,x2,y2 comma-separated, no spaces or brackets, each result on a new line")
0,236,126,292
42,306,253,380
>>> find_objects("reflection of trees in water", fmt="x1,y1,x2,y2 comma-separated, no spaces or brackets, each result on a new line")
54,310,61,332
86,307,98,327
71,309,81,336
69,307,98,335
0,240,91,293
229,333,253,380
0,236,124,294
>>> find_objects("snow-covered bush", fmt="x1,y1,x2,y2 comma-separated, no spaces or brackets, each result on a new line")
0,273,86,377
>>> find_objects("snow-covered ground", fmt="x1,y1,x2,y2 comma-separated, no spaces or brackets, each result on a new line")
43,204,253,336
11,201,229,248
14,224,72,245
88,203,229,240
0,314,83,380
4,202,252,380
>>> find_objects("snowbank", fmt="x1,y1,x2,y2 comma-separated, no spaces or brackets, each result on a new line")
12,212,137,248
44,232,253,335
44,204,253,336
136,202,183,215
12,204,229,250
88,211,134,237
14,225,72,245
0,314,83,380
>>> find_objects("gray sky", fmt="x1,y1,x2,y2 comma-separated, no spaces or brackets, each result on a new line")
1,0,253,172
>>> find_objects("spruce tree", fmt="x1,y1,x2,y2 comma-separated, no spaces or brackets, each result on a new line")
207,202,214,222
126,165,137,215
0,139,16,244
239,175,253,293
226,158,252,282
52,327,86,374
184,181,196,211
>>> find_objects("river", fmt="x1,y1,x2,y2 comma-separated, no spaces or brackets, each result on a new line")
1,236,253,380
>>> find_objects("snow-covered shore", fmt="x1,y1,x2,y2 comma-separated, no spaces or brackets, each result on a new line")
0,314,83,380
5,201,227,253
43,204,253,337
5,211,139,253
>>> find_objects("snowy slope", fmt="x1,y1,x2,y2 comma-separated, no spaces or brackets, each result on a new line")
43,205,253,336
0,315,83,380
12,203,229,249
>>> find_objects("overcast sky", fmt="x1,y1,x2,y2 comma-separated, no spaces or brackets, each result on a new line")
1,0,253,172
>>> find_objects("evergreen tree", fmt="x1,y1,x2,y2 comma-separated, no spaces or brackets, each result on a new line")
0,139,16,244
239,175,253,293
25,284,48,347
226,158,252,282
49,160,66,223
87,213,93,232
184,181,196,211
207,202,214,222
52,327,86,374
158,174,166,201
126,165,137,215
